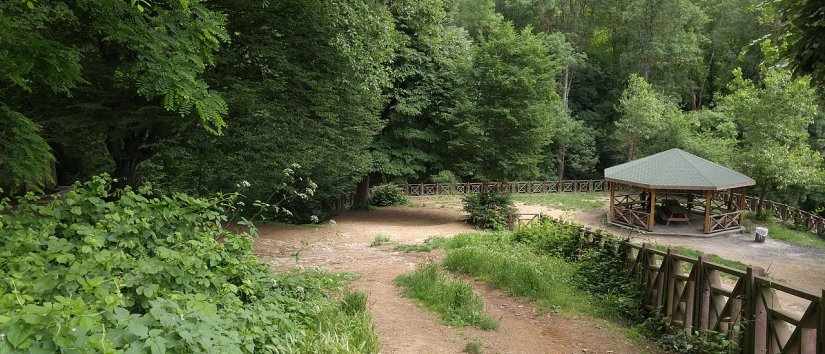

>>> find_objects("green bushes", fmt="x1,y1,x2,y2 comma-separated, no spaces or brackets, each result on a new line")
369,184,408,207
462,190,516,230
395,263,497,330
511,218,582,259
0,176,377,353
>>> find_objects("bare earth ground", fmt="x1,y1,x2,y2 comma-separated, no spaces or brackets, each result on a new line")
254,207,654,354
414,195,825,316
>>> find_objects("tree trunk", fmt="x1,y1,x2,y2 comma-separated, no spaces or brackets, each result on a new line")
557,144,567,180
107,129,152,188
756,185,769,215
353,175,370,209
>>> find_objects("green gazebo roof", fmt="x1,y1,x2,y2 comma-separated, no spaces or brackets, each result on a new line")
604,149,755,191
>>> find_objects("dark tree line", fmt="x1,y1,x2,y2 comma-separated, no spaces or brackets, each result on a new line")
1,0,824,219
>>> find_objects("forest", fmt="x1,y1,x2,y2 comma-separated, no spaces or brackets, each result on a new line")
2,0,824,220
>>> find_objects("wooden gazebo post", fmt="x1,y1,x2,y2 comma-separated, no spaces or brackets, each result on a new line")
703,190,712,234
608,182,615,220
647,188,656,231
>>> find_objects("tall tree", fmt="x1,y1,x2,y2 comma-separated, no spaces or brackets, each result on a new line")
447,20,567,180
143,0,397,219
371,0,474,181
0,0,229,187
718,68,824,207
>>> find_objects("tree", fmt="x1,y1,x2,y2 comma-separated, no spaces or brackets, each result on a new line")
142,0,397,219
774,0,825,86
718,68,824,207
0,107,53,194
446,20,567,180
0,0,229,187
614,74,686,160
370,0,474,181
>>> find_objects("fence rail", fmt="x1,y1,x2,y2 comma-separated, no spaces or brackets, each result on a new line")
519,215,825,354
399,180,825,235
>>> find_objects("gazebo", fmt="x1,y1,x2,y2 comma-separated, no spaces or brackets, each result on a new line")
605,149,755,235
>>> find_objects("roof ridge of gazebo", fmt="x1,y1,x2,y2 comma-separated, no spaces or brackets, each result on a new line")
674,149,716,187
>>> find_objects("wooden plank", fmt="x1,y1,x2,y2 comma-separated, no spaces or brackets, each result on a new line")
648,188,656,231
704,261,747,277
755,276,821,302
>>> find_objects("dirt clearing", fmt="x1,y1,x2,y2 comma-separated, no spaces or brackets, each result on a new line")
255,207,653,353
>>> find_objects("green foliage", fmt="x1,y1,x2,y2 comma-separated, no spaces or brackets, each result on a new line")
142,0,396,217
430,170,459,184
394,263,497,330
636,317,739,354
0,176,377,352
0,107,53,194
463,340,483,354
370,184,409,207
511,218,582,259
761,221,825,250
448,21,565,180
718,68,824,197
772,0,825,86
462,190,516,230
441,234,590,314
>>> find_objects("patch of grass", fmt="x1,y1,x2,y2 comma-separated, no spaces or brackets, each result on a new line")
764,221,825,250
668,246,748,271
441,233,592,315
395,263,498,330
393,236,447,252
512,192,605,211
370,234,393,247
463,340,483,354
299,291,379,353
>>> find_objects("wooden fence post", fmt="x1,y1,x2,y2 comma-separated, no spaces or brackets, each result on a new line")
819,289,824,354
666,249,676,320
694,255,705,333
753,269,768,354
744,266,755,354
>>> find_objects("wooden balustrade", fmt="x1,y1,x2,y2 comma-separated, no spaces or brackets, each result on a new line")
520,218,825,354
399,180,825,235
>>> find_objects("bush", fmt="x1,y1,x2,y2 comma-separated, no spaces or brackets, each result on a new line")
636,317,739,354
369,184,408,207
0,176,377,353
462,190,516,230
511,218,582,260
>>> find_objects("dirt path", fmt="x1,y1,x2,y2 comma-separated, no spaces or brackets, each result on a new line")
255,207,653,354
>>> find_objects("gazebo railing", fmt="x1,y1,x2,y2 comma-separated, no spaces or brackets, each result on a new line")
709,210,744,233
398,180,825,235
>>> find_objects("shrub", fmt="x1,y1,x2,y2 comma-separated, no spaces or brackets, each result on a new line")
511,218,582,260
636,317,739,354
462,190,516,230
0,176,376,353
370,234,392,247
369,184,408,207
395,263,497,330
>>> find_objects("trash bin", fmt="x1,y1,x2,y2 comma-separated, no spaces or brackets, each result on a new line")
754,227,768,243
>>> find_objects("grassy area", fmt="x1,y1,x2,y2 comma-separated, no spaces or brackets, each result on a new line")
393,236,447,252
440,233,592,315
650,245,748,271
395,263,498,330
511,192,605,211
763,221,825,250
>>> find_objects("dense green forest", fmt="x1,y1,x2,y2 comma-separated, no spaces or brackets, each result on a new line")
2,0,825,220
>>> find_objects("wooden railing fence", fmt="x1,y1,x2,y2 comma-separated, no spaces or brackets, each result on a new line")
517,215,825,354
400,180,825,235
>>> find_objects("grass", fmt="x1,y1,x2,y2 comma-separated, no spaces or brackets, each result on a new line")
463,340,483,354
370,234,393,247
440,233,592,315
394,263,498,330
651,245,748,271
393,236,446,252
511,192,605,211
763,220,825,250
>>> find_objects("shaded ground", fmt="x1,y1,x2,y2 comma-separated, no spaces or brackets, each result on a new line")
255,207,654,354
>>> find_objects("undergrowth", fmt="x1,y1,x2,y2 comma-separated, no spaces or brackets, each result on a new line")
393,237,446,252
438,218,737,353
394,263,497,330
462,190,516,230
0,176,378,353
